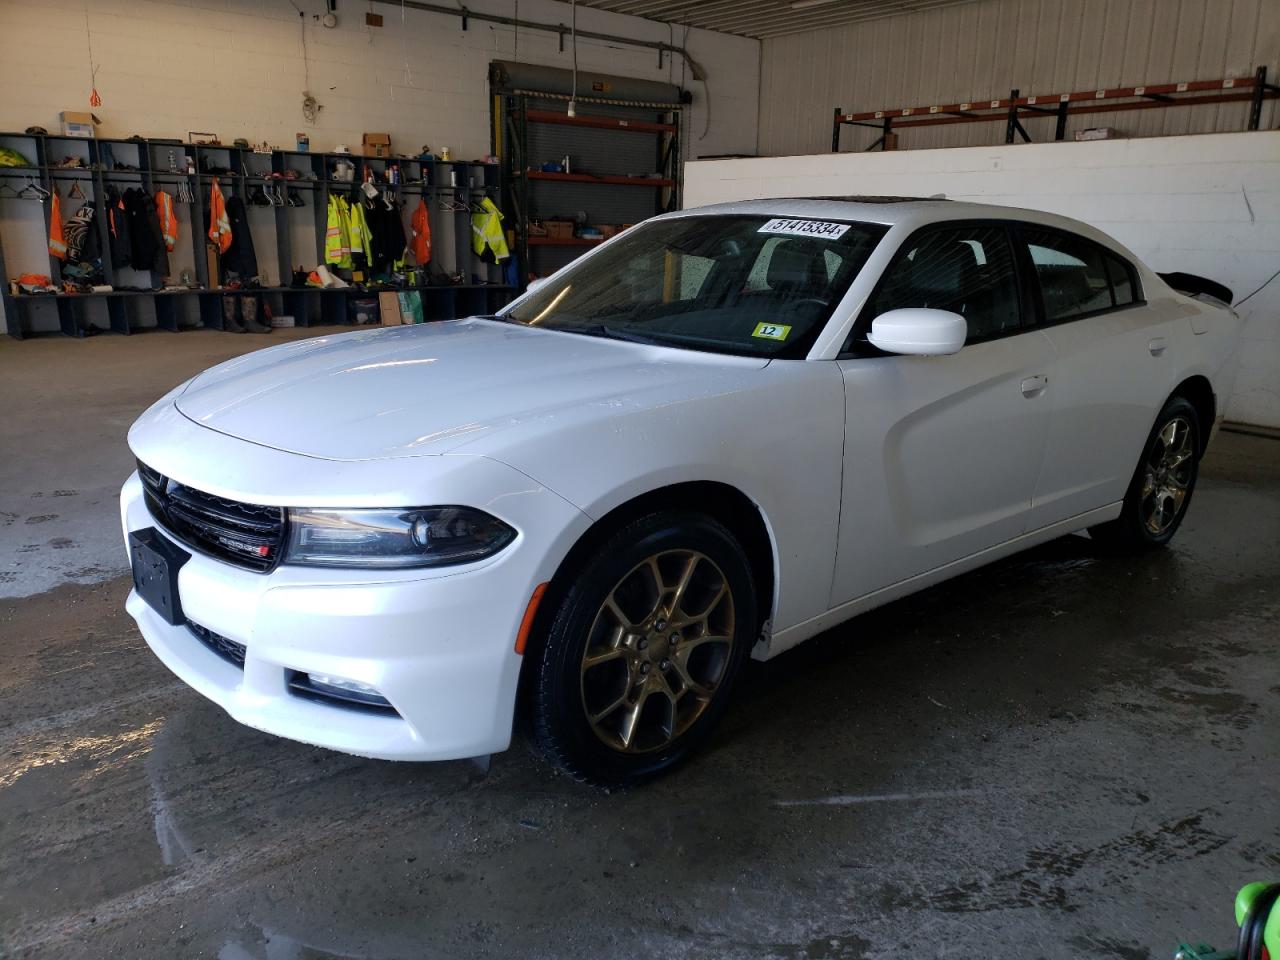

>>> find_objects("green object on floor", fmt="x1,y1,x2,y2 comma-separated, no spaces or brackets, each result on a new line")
1235,882,1280,958
1176,881,1280,960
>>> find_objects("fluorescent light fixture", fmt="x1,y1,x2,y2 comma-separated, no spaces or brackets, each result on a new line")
790,0,840,8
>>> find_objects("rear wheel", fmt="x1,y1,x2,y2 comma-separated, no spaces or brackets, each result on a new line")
1089,396,1201,551
531,511,755,785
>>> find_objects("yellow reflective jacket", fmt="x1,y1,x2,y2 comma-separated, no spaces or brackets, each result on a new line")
471,197,509,261
347,199,373,264
325,195,352,269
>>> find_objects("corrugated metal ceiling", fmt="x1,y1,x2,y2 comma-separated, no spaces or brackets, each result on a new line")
575,0,987,39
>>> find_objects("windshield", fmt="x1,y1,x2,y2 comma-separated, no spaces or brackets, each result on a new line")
501,214,886,358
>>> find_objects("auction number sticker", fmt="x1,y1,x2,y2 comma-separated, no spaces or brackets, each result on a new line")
757,218,850,240
752,322,792,341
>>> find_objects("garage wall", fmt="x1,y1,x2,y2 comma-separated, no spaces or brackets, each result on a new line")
0,0,759,332
759,0,1280,156
683,130,1280,428
0,0,757,161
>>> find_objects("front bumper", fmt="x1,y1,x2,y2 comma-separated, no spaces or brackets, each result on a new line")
120,457,588,762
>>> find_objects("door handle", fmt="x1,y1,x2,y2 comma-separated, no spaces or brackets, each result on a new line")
1148,337,1167,356
1021,375,1048,398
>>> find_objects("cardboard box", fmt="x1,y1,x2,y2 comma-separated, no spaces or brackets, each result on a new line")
362,132,392,158
545,220,574,240
60,111,96,138
1075,126,1122,141
378,291,403,325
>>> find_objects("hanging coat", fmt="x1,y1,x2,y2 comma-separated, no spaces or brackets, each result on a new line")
220,194,258,282
208,177,232,254
346,197,373,267
105,186,131,269
470,197,509,262
122,188,169,276
48,191,67,260
63,205,99,263
410,196,431,265
364,198,406,275
154,190,178,252
325,195,352,269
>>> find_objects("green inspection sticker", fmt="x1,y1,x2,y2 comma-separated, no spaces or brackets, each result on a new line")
751,322,792,341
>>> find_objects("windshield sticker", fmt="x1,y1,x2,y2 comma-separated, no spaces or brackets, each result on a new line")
758,218,850,240
751,322,792,341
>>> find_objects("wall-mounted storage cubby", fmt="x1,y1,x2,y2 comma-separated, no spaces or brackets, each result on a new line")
0,131,514,340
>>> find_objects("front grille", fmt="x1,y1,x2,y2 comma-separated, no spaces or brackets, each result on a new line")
187,621,247,668
139,460,285,572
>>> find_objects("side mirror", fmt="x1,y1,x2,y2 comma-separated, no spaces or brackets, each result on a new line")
867,308,967,356
525,277,551,295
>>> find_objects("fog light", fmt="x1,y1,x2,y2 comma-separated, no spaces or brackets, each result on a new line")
297,672,393,709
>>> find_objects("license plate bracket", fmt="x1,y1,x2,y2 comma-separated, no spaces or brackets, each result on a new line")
129,528,190,626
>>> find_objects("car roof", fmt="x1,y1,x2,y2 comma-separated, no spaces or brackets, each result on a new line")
661,196,1142,264
668,196,1085,231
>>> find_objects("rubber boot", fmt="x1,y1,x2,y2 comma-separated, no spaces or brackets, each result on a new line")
241,295,271,334
223,295,247,333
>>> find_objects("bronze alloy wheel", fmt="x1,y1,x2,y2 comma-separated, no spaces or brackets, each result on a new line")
579,550,736,754
1141,415,1195,535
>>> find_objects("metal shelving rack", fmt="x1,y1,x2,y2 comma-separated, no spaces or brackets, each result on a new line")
495,92,682,281
832,66,1280,151
0,131,514,339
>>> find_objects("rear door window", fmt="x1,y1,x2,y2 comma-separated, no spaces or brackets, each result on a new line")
1022,229,1132,321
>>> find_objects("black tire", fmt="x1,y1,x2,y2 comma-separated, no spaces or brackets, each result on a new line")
1089,395,1201,552
531,510,756,786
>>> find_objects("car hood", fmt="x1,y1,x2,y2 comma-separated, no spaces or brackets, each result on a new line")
173,319,768,461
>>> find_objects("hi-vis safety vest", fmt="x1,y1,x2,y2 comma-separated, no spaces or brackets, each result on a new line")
470,197,509,261
347,199,373,263
155,190,178,252
48,191,66,260
208,178,232,254
411,196,431,264
325,195,353,269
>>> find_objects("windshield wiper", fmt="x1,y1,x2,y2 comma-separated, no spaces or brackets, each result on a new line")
573,324,669,346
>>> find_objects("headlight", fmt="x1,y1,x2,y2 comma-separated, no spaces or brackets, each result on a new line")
284,506,516,569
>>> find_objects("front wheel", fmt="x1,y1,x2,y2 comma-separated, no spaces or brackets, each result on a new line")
1089,396,1201,551
530,511,756,785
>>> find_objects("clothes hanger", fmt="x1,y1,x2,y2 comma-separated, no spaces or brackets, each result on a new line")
69,181,86,200
18,177,48,202
0,181,20,199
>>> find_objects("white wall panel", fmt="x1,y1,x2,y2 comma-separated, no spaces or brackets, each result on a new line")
758,0,1279,157
684,130,1280,428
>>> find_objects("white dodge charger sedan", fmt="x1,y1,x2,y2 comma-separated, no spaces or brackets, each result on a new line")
122,198,1240,783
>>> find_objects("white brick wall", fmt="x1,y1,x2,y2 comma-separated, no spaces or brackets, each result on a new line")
0,0,757,160
0,0,759,330
685,131,1280,428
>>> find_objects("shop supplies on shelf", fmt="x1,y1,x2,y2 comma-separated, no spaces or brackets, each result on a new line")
471,197,509,262
0,147,30,167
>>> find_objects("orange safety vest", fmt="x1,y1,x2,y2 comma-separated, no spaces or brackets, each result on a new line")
48,191,66,260
155,190,178,252
411,195,431,264
208,177,232,254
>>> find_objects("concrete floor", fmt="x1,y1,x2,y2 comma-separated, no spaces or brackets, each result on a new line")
1,331,1278,960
